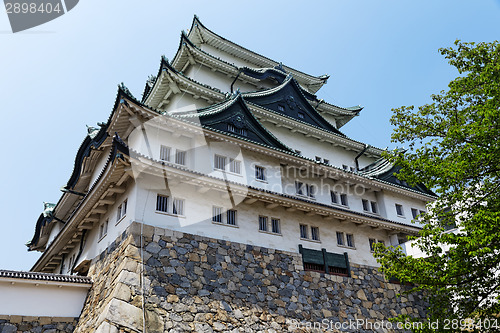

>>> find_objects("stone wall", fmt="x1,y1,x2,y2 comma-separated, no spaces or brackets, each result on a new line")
0,315,78,332
76,223,428,332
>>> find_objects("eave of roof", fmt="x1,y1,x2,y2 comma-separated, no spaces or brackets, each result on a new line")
188,15,328,94
0,269,92,285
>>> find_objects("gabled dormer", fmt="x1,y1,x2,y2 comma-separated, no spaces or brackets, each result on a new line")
174,93,293,152
243,75,344,136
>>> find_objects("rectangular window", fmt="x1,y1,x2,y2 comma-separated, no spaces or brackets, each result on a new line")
336,231,344,246
156,194,169,213
214,154,226,170
395,204,404,216
227,209,237,225
370,201,378,214
369,238,376,252
346,234,355,248
362,199,369,211
323,159,329,165
229,158,241,174
300,224,308,239
411,208,418,219
311,227,320,241
296,181,304,195
255,165,266,181
342,165,348,170
315,156,322,162
331,191,338,204
212,206,222,223
258,216,268,231
172,198,184,216
117,200,127,223
175,150,186,165
227,124,247,136
160,145,171,161
271,218,280,234
340,194,348,206
306,184,316,198
99,219,108,240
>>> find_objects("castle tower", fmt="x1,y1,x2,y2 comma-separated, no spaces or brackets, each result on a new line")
27,16,432,332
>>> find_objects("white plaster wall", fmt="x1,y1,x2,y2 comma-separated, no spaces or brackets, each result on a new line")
199,44,259,70
0,280,89,317
134,179,387,267
76,183,136,269
265,123,376,170
382,192,428,227
163,92,210,114
184,64,256,93
89,146,111,188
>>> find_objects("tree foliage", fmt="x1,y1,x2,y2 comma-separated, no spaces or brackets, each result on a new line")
375,40,500,332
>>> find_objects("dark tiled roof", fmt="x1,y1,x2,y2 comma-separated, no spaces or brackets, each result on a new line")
0,269,92,284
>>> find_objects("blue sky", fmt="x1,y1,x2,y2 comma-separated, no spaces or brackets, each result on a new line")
1,1,499,271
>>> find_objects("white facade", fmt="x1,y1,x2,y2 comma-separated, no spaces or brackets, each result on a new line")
29,16,435,276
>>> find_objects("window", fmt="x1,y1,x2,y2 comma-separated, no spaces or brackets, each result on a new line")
342,165,348,170
160,145,171,161
271,218,280,234
306,184,316,199
323,159,329,165
175,150,186,165
99,219,108,240
227,209,237,225
300,224,308,239
315,156,322,162
369,238,385,252
395,204,404,216
214,154,226,170
411,208,419,219
362,199,369,211
117,200,127,222
296,181,305,195
227,124,247,136
370,201,378,214
340,194,348,206
336,232,344,246
172,198,184,216
156,194,169,213
330,191,338,204
212,206,222,223
311,227,320,241
255,166,266,181
369,238,376,252
298,112,305,119
277,105,285,112
229,158,241,174
346,234,355,248
259,216,268,232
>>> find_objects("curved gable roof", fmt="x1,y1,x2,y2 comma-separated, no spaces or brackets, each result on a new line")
174,94,293,152
243,75,344,136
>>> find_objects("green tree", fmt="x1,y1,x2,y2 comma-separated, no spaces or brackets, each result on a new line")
375,40,500,332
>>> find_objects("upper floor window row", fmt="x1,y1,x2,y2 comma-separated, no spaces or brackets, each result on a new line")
160,145,186,166
295,181,316,199
214,154,242,175
331,191,348,207
362,199,378,215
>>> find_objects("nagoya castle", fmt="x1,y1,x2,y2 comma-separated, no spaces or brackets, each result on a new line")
0,16,433,333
